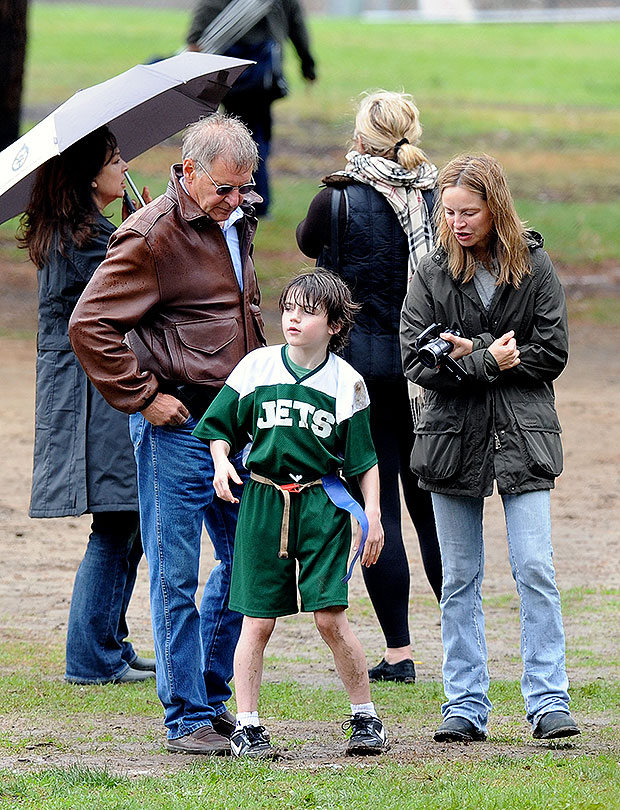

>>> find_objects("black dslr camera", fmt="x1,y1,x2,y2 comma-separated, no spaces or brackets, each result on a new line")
415,323,466,381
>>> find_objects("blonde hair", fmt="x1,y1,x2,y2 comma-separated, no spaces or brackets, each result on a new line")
437,154,531,287
353,90,428,171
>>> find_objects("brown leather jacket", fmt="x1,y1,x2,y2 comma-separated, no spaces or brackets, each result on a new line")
69,165,266,415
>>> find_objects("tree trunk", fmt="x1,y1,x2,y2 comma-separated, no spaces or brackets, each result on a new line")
0,0,29,151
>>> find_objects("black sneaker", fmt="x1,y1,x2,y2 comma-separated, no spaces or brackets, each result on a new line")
343,713,389,755
212,710,235,739
230,725,275,759
368,658,416,683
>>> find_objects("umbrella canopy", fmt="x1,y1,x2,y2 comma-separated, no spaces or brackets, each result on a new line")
0,52,251,225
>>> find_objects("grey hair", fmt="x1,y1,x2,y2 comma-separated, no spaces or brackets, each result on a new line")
182,112,259,172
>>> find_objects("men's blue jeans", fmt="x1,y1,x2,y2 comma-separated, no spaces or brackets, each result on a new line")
431,490,570,733
65,511,141,683
130,413,244,740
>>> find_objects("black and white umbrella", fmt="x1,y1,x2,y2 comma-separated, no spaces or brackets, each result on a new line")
0,51,251,224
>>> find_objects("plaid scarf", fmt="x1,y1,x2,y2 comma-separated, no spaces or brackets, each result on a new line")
333,150,438,281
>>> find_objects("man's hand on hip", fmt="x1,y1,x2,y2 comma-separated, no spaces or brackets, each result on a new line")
140,393,190,426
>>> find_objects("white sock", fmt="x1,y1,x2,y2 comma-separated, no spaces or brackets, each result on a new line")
351,702,377,718
236,711,260,729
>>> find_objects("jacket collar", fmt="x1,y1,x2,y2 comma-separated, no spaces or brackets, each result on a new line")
166,164,260,226
95,210,116,235
431,244,536,317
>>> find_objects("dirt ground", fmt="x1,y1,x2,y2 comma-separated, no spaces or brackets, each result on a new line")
0,264,619,773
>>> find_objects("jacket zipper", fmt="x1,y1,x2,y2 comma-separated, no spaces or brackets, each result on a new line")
491,389,501,450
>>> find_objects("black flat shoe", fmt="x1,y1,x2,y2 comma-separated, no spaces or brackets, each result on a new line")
368,658,416,683
114,667,156,684
434,716,487,742
130,655,156,672
533,711,580,740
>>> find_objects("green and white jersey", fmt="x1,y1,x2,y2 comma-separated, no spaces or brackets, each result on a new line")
194,345,377,485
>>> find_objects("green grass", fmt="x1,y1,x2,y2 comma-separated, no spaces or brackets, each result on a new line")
23,6,187,111
285,20,620,111
1,640,619,806
1,635,618,723
568,296,620,326
1,756,619,810
25,10,618,113
12,6,620,279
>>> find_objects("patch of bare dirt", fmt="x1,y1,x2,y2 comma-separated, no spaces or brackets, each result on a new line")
0,289,619,774
1,714,614,775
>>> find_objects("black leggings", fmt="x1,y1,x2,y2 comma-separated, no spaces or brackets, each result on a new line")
351,379,442,649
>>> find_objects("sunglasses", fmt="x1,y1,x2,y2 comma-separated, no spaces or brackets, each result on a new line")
194,160,255,196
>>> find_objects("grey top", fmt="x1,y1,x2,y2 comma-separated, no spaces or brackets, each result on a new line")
473,262,499,311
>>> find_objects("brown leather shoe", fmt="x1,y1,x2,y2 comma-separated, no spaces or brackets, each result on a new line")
166,726,230,755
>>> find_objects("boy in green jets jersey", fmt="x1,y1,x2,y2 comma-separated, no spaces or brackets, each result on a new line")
193,269,388,759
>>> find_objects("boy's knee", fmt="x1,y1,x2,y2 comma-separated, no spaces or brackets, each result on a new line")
314,607,346,641
243,616,276,646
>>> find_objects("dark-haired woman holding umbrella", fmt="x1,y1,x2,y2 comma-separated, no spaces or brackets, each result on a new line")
19,127,154,684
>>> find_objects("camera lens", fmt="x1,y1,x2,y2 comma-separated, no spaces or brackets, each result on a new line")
418,337,453,368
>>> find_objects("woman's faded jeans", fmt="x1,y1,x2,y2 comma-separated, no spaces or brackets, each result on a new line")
65,511,141,683
130,413,244,740
431,489,571,734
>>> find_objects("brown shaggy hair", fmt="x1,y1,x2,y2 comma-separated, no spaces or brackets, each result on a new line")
436,153,532,288
279,269,361,353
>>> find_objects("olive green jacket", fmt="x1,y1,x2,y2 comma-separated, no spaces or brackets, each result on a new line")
400,232,568,497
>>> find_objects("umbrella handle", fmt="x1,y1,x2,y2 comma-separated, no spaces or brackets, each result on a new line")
125,171,146,208
123,191,137,214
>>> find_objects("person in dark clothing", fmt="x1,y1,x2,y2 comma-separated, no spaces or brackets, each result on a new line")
400,153,580,743
296,91,442,684
18,127,154,685
187,0,317,217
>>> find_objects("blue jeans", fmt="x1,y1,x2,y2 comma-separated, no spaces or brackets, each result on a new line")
65,511,142,683
130,413,244,740
431,490,570,733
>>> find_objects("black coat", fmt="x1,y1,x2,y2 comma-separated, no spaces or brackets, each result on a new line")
400,232,568,497
30,214,138,518
297,179,434,381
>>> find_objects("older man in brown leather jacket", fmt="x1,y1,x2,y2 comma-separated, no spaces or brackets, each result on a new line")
69,113,265,755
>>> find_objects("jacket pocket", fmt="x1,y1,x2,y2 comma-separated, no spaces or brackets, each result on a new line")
510,400,563,478
411,402,467,482
164,317,240,384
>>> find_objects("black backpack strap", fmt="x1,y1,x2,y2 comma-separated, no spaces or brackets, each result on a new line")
324,185,350,270
328,186,341,270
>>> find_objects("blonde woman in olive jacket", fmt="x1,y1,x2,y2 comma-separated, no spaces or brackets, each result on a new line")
400,154,579,743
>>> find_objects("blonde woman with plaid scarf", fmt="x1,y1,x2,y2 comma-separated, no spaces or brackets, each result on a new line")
296,90,441,684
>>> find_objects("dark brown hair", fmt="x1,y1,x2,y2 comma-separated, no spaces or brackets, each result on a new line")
279,269,360,353
18,127,118,268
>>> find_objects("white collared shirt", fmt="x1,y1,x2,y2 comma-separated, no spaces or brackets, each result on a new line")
219,207,244,291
